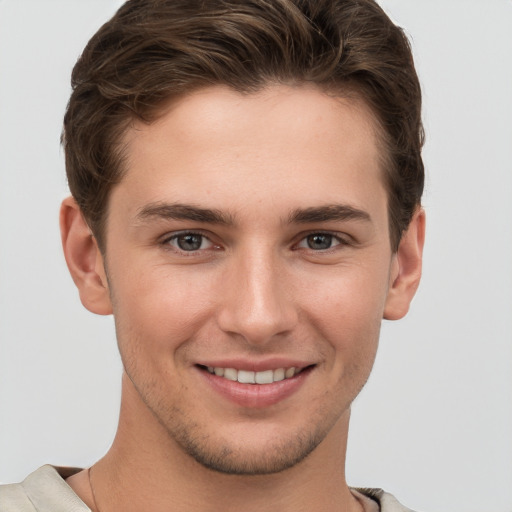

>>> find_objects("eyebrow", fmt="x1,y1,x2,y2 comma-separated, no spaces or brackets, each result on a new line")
288,204,372,224
136,202,235,225
135,202,371,227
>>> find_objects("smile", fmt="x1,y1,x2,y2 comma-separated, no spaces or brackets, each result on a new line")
204,366,303,384
198,363,313,407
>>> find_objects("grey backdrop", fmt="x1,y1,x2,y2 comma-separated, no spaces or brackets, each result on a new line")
1,1,511,511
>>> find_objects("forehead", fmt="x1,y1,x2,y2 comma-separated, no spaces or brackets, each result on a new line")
114,85,386,224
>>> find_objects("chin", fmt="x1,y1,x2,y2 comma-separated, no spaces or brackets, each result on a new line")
175,428,321,476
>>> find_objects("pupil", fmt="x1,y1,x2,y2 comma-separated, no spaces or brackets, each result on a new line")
307,234,332,250
178,234,202,251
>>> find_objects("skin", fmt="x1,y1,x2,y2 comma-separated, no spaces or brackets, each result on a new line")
62,85,424,512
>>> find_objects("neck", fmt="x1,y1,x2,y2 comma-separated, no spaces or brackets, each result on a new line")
88,374,359,512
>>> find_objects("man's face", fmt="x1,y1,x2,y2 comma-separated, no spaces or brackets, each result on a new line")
101,85,397,474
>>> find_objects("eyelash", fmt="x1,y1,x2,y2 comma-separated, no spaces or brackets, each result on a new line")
295,231,351,252
160,230,351,254
160,230,217,255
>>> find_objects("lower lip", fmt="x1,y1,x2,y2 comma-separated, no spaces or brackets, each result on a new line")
198,367,312,408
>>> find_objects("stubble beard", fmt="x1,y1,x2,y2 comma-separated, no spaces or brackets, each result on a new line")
166,408,323,476
120,351,363,478
121,355,357,477
124,367,341,476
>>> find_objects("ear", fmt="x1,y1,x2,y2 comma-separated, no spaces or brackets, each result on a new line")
383,208,425,320
60,196,113,315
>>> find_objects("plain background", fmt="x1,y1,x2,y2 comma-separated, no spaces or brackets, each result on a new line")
0,1,511,511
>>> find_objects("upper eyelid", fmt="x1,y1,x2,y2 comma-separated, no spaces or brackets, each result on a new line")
160,231,218,256
295,233,344,249
158,229,352,248
295,229,352,243
160,229,212,243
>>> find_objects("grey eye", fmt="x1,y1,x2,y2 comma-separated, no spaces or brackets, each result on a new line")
306,234,334,250
174,234,205,251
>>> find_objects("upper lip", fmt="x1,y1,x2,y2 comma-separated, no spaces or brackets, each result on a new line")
196,358,315,372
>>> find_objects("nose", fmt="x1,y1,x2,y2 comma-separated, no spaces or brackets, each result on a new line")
216,245,298,346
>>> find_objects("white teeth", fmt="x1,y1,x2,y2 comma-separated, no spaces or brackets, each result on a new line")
255,370,274,384
285,367,296,378
206,365,303,384
273,368,285,382
223,368,238,381
237,370,255,384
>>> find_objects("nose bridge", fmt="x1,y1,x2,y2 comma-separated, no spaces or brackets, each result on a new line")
217,241,297,344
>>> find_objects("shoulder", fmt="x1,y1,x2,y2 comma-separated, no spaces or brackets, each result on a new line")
0,466,89,512
354,487,418,512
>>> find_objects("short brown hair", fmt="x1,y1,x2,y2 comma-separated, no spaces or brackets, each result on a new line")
63,0,424,251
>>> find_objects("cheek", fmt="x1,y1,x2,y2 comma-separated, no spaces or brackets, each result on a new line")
108,261,216,364
305,259,391,331
301,262,389,373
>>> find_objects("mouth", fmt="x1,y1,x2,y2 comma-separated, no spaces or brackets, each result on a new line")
198,365,306,384
196,363,315,408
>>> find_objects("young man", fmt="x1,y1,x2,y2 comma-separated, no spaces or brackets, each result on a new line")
0,0,425,510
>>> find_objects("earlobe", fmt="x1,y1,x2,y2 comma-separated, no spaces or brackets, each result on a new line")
383,208,426,320
60,196,113,315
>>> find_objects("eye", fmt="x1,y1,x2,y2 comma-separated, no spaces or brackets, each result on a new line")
165,232,214,252
297,233,342,251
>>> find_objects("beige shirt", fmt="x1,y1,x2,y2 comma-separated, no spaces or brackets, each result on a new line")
0,465,415,512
